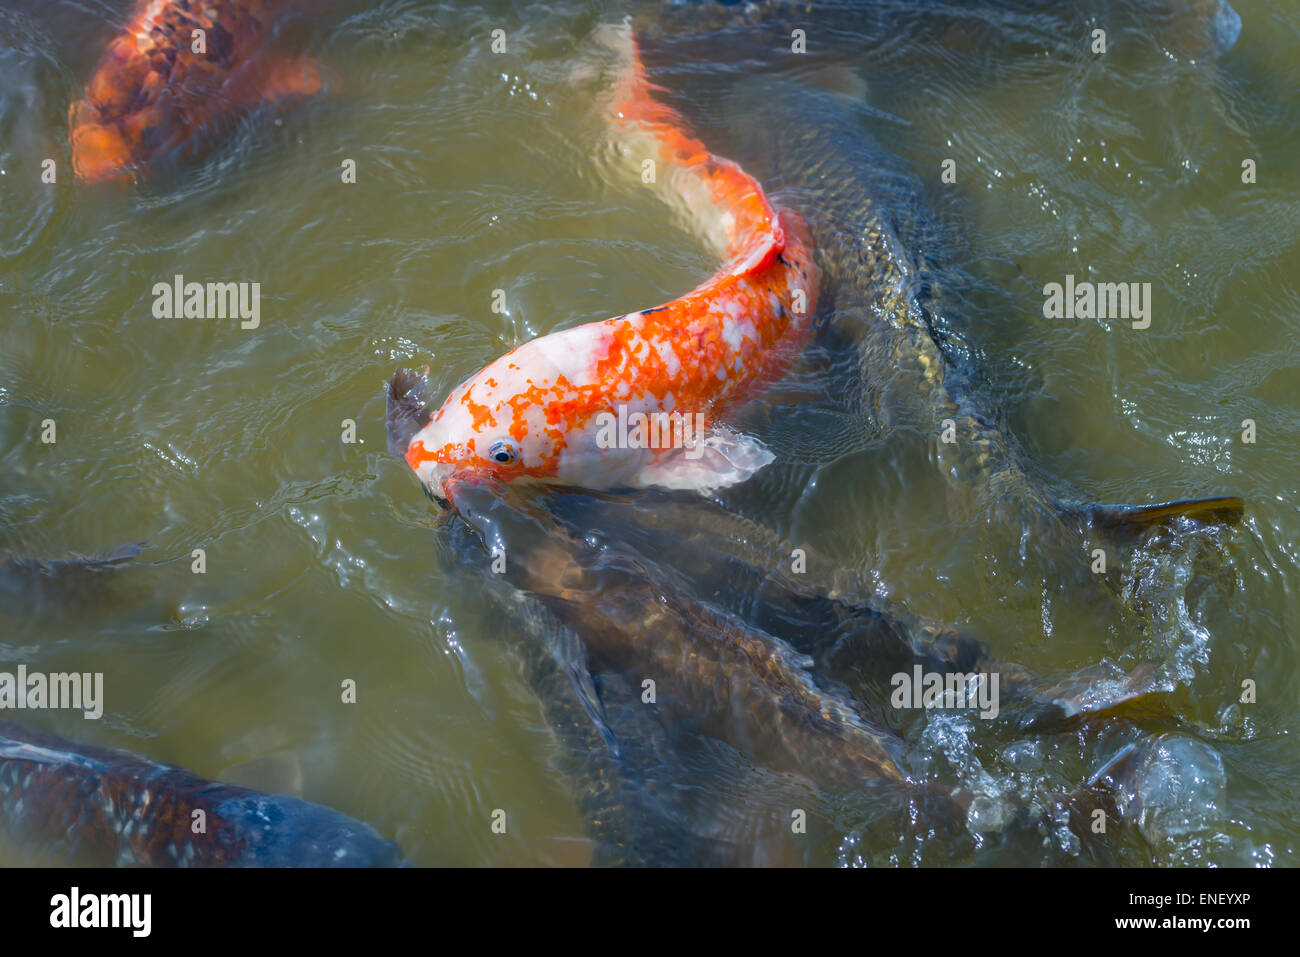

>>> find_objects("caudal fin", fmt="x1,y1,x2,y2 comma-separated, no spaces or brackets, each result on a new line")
596,19,785,276
1012,661,1177,734
1067,495,1245,533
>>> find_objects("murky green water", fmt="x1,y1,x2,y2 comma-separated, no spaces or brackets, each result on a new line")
1,0,1296,866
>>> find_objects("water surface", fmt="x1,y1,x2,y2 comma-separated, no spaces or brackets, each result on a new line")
1,0,1296,865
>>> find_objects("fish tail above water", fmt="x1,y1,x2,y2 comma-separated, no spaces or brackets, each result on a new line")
0,722,400,867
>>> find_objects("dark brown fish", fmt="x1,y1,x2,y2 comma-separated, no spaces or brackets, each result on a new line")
470,580,769,866
442,478,1177,862
441,478,1052,853
538,487,1178,732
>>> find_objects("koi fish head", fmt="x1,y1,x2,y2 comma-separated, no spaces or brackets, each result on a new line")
68,32,168,183
69,105,136,184
388,328,619,505
386,213,820,507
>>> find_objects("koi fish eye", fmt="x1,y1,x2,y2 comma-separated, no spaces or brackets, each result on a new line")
486,439,519,466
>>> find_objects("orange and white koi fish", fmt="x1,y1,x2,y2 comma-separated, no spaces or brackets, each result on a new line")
389,24,818,502
70,0,325,183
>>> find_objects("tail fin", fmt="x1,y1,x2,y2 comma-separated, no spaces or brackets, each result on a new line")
1012,661,1177,734
596,19,784,276
1066,495,1244,534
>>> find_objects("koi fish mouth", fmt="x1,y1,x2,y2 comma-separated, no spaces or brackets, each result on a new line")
387,368,464,509
68,105,134,183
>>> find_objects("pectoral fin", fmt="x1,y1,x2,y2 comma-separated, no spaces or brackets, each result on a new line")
547,615,621,759
631,425,775,493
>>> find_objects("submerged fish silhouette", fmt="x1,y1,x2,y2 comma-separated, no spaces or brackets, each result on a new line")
0,722,400,866
442,479,975,838
440,477,1165,863
69,0,325,182
0,542,145,617
535,487,1180,733
640,5,1244,548
468,577,765,866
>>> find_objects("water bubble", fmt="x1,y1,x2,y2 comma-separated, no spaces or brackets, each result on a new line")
1001,740,1042,771
833,830,867,868
966,793,1013,834
1134,737,1228,850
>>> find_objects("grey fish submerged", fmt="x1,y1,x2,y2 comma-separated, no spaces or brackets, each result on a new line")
540,486,1179,733
0,542,145,617
438,519,761,865
446,479,910,795
740,79,1236,528
441,476,1182,860
426,464,906,863
0,722,401,867
442,477,989,852
636,3,1243,563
